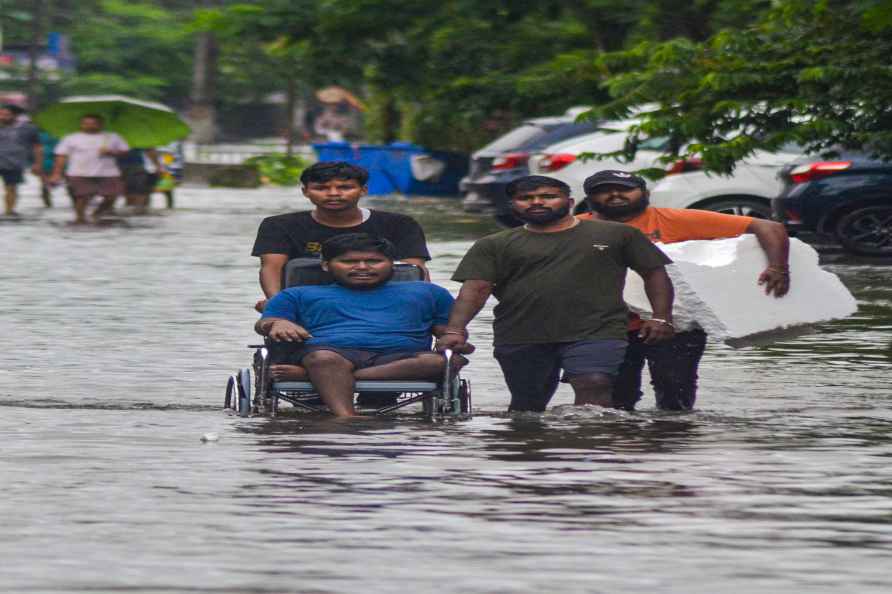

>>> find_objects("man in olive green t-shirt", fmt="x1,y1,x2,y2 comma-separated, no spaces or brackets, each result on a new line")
436,175,675,412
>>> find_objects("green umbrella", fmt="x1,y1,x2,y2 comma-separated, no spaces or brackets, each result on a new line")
34,95,191,148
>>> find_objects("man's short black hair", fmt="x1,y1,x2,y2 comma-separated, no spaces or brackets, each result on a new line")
81,113,105,123
505,175,571,199
321,233,396,261
300,161,369,186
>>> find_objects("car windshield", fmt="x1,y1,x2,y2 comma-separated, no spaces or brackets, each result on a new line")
477,123,554,153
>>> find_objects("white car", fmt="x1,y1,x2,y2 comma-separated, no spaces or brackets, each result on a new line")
528,121,668,199
648,144,805,218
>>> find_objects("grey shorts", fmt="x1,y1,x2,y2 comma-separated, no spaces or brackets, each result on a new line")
493,339,627,412
277,344,428,370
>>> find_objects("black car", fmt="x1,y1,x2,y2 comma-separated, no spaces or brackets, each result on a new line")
461,111,598,226
773,153,892,256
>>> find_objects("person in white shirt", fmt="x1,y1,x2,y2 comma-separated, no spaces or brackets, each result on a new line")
50,114,129,224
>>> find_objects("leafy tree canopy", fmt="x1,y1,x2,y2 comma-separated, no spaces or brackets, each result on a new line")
589,0,892,173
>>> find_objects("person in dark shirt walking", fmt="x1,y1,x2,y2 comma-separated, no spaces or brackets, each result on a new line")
0,105,42,217
251,161,431,312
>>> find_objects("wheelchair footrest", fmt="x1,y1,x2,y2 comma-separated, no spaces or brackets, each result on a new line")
273,381,438,392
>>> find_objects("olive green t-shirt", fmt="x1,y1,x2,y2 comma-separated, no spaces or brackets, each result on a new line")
452,219,671,345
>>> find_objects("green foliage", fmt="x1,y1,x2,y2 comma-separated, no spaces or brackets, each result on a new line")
244,153,309,186
56,0,193,106
591,0,892,173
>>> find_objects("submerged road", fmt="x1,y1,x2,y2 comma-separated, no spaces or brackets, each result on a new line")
1,180,891,593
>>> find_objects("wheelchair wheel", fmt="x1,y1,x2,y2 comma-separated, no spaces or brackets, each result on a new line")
237,368,252,417
459,379,472,414
224,374,237,409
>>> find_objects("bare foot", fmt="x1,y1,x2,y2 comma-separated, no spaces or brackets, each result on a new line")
269,364,309,380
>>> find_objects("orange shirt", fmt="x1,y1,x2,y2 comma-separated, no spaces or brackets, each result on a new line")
577,207,753,244
578,208,753,330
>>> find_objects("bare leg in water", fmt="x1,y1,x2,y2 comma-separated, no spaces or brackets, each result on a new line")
353,353,446,380
568,372,614,407
300,350,358,417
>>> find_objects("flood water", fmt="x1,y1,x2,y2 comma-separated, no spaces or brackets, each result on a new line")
2,180,891,593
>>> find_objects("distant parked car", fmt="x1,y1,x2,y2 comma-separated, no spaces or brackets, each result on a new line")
647,144,805,219
773,153,892,255
462,108,598,225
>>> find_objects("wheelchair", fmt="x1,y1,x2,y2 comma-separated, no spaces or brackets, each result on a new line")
225,258,472,420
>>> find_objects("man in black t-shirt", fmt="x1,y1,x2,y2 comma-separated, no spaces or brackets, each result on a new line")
252,161,431,312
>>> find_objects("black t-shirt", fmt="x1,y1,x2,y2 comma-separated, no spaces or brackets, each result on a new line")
251,209,431,261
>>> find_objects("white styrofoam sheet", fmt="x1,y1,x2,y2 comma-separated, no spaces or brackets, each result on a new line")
624,235,857,343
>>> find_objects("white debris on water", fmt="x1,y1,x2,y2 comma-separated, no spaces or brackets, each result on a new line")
200,432,220,443
624,235,858,343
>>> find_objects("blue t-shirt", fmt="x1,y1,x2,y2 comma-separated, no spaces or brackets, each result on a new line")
262,281,454,352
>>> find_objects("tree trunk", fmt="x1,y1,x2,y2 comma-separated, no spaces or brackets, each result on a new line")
285,76,296,156
26,0,44,111
188,30,218,143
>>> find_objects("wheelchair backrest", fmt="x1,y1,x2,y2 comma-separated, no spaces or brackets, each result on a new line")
283,258,424,288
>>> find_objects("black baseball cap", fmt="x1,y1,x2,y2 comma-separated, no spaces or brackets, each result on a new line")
583,170,647,195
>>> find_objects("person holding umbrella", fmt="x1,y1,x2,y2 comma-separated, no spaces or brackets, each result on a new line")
49,114,129,224
36,95,191,223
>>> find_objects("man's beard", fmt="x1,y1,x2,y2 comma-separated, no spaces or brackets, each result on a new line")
514,203,571,225
336,267,395,289
590,194,649,219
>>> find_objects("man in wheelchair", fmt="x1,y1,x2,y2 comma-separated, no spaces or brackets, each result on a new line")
255,233,471,417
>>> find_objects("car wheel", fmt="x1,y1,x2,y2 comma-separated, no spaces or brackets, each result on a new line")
834,205,892,256
696,198,772,219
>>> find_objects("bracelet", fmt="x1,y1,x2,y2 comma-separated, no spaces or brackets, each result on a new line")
441,330,468,338
649,317,675,329
767,266,790,276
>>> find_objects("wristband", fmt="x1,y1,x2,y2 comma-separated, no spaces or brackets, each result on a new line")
441,330,468,338
766,266,790,276
649,317,675,329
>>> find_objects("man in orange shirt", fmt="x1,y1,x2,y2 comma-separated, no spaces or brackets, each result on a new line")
578,170,790,411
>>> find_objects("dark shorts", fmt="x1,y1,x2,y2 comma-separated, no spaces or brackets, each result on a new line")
66,176,124,199
274,343,428,370
494,339,627,412
122,168,159,194
0,169,24,186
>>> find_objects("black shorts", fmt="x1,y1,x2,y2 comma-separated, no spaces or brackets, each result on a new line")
273,343,428,369
0,169,24,186
123,169,159,194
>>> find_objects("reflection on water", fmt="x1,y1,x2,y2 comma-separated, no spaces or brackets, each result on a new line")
1,181,891,593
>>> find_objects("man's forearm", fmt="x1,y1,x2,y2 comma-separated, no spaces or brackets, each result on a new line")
259,266,283,298
446,281,493,331
254,317,285,335
750,220,790,268
641,267,674,320
51,155,67,177
33,146,44,171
